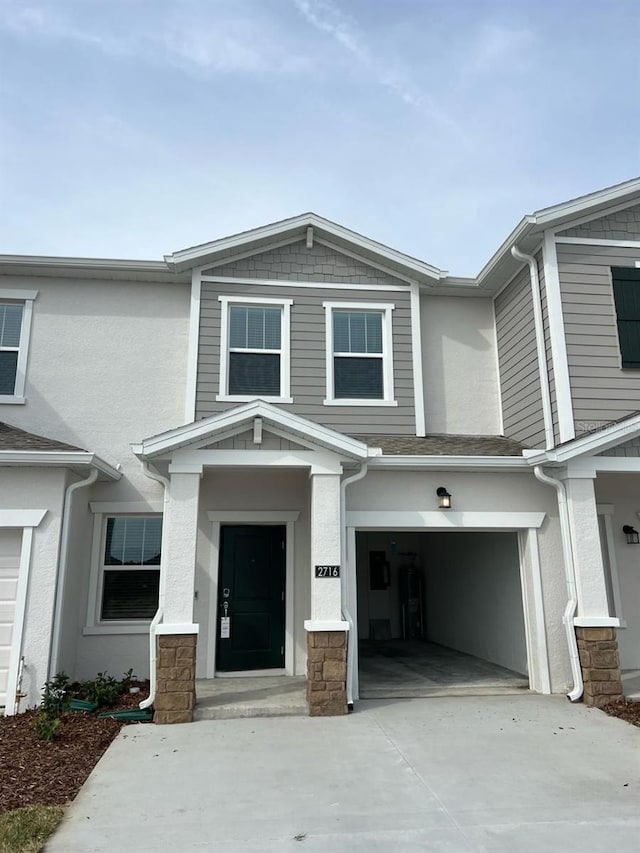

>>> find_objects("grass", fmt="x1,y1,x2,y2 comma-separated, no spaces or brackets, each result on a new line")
0,805,64,853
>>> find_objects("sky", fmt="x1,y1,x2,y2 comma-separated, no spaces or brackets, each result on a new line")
1,0,639,276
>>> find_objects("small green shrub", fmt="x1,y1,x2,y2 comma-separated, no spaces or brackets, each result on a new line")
31,712,62,742
121,668,136,690
80,671,122,708
40,672,71,717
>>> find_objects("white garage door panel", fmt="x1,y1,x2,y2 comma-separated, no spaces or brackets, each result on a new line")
0,531,22,710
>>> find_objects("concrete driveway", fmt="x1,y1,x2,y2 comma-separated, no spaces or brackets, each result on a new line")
46,695,640,852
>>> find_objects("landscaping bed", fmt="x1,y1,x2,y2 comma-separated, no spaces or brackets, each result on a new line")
0,677,150,851
602,699,640,727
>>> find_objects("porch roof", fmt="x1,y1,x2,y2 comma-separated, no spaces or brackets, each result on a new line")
352,434,527,457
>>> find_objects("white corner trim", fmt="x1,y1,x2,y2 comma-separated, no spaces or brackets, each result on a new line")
345,510,546,529
542,230,574,442
304,619,350,632
90,501,164,514
519,529,551,694
0,509,47,528
573,616,620,628
491,298,505,434
410,283,425,437
603,512,624,623
155,623,200,635
184,270,202,423
207,510,300,522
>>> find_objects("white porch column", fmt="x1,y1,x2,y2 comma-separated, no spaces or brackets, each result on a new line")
309,472,342,622
563,474,612,619
161,470,201,626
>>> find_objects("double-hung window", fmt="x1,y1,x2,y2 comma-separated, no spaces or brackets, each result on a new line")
99,516,161,622
323,301,396,405
0,291,36,403
218,296,292,402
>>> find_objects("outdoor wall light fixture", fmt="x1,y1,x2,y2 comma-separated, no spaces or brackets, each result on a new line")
436,487,452,510
623,525,640,544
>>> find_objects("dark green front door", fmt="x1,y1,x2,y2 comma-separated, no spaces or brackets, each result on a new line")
216,525,285,672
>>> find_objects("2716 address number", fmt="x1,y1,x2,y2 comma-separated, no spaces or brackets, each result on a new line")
315,565,340,578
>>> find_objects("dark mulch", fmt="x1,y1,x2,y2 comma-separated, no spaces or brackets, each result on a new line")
602,699,640,727
0,685,150,816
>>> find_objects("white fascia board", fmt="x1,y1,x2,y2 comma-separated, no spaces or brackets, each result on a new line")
135,400,373,460
534,177,640,226
368,455,528,471
166,213,446,281
0,450,121,480
0,254,168,273
523,412,640,465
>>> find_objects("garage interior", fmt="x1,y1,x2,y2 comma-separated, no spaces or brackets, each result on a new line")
356,531,530,698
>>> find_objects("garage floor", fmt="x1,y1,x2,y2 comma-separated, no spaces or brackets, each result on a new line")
359,640,529,698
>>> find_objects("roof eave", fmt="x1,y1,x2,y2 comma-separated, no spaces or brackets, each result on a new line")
0,450,122,480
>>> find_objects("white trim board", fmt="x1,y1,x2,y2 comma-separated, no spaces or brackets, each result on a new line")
184,270,202,423
410,283,425,436
201,275,409,292
555,236,640,248
345,510,546,529
0,509,47,528
206,512,298,678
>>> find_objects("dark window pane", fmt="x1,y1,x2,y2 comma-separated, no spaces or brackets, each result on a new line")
0,304,23,348
229,305,281,350
0,351,18,395
229,306,247,348
612,271,640,367
229,352,280,395
104,517,162,566
101,570,160,620
334,357,383,398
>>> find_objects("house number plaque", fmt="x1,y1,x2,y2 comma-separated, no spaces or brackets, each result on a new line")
315,565,340,578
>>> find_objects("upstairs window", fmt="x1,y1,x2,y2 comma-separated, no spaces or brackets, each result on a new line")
324,301,396,405
612,268,640,368
100,516,162,621
218,296,292,402
0,293,36,404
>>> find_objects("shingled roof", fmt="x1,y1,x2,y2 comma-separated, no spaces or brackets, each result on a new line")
351,434,527,457
0,422,86,452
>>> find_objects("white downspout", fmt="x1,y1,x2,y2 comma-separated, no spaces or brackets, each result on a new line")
139,460,170,711
340,462,369,709
511,245,555,450
49,467,99,678
533,465,583,701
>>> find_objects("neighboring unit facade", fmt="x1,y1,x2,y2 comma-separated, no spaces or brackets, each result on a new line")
3,178,640,721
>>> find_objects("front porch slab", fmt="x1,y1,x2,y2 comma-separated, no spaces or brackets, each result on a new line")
194,676,307,720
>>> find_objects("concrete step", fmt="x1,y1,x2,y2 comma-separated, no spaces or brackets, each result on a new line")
360,684,531,700
194,702,307,721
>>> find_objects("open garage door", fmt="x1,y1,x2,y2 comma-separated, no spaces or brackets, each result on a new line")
356,531,530,698
0,529,22,712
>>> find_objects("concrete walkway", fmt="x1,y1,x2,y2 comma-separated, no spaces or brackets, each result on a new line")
46,695,640,852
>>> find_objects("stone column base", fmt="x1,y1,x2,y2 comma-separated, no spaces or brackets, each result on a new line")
576,627,623,708
306,631,348,717
154,634,197,724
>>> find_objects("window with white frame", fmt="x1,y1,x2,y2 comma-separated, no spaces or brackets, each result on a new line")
323,301,396,404
218,296,292,402
0,292,36,403
99,516,162,621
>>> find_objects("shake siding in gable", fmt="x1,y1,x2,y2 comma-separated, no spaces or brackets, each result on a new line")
494,266,545,447
556,243,640,433
558,204,640,240
197,242,415,434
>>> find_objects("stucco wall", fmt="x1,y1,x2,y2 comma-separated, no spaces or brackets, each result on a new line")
0,468,66,707
420,296,501,435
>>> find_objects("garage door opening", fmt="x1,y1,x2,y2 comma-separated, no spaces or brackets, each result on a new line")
356,531,530,698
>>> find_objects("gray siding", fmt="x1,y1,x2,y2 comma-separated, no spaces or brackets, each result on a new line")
196,277,416,435
556,244,640,433
203,240,404,286
598,436,640,457
558,204,640,240
495,265,545,447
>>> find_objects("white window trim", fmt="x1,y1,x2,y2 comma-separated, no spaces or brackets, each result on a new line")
85,510,163,635
322,301,396,406
217,295,293,404
0,290,37,405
